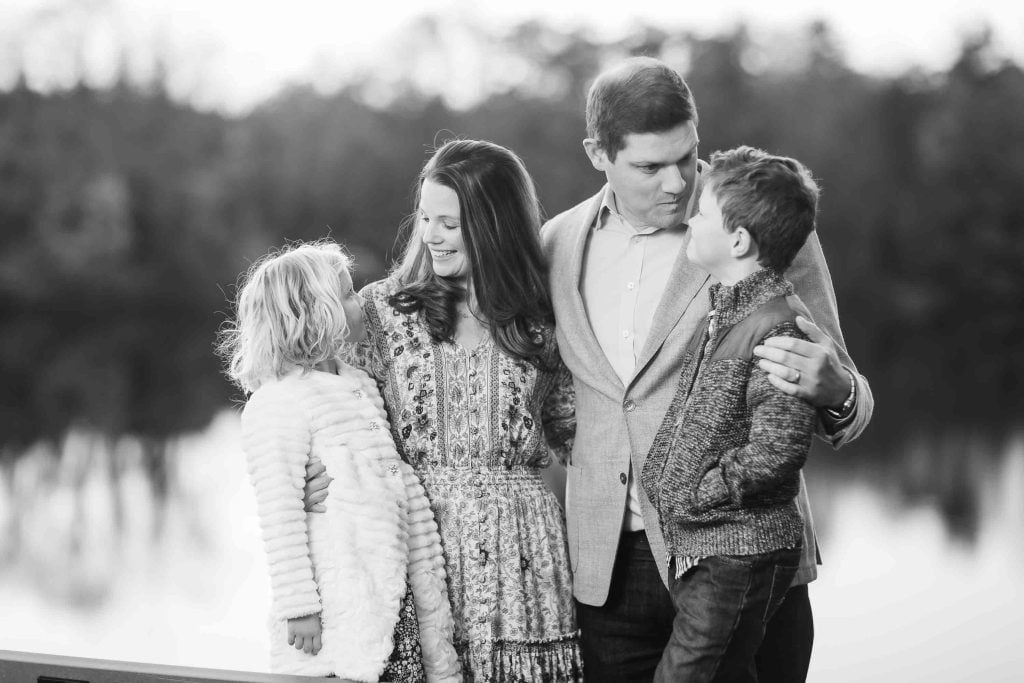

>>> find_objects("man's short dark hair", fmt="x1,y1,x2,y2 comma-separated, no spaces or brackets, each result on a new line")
705,146,820,272
585,56,698,162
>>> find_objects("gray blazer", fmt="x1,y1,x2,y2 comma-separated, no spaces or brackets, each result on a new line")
540,183,874,606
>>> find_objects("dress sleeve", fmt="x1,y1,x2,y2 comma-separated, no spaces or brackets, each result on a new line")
786,232,874,449
240,385,321,621
541,352,577,466
352,283,388,384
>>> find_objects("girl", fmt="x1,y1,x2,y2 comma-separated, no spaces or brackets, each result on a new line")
218,241,461,682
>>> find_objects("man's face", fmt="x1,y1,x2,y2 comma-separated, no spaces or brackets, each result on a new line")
585,121,699,231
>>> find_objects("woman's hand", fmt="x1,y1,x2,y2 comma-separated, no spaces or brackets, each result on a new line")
287,613,323,655
303,457,332,513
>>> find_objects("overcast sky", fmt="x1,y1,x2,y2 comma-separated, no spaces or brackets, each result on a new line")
1,0,1021,113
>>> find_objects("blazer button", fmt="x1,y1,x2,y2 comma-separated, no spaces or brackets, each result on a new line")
623,399,636,412
619,472,628,485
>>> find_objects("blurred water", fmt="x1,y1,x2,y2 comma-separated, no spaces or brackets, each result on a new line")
0,412,1021,680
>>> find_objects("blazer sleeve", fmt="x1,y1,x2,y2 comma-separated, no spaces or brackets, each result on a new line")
240,385,322,621
786,232,874,449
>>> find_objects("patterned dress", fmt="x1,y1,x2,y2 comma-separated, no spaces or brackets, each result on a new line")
381,584,427,683
358,278,583,682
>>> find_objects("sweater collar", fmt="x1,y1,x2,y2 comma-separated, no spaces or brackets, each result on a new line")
708,268,793,330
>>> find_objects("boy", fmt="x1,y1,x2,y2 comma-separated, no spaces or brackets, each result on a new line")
640,146,823,682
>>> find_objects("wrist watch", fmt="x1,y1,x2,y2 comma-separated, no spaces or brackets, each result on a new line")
825,370,857,420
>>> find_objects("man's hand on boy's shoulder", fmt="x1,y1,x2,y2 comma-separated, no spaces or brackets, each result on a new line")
752,316,850,409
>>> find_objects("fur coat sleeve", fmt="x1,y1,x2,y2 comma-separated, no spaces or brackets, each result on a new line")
240,383,322,622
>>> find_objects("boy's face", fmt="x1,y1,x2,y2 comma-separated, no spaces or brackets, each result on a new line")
686,185,735,274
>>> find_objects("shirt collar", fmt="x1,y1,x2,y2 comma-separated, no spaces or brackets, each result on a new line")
708,268,794,329
596,186,663,235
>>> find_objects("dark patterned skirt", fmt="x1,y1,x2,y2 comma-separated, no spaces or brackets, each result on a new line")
380,582,426,683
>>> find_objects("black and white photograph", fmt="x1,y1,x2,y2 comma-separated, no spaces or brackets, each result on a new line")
1,1,1022,681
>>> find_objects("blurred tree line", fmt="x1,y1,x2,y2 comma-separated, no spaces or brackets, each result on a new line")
1,18,1022,464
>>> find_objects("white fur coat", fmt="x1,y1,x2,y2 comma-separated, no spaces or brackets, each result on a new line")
241,365,461,682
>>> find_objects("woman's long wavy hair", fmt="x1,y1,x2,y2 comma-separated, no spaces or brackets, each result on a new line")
218,240,355,393
390,139,553,362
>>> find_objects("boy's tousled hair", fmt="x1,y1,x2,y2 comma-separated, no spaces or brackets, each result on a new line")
586,56,698,162
218,240,355,393
705,146,820,272
390,138,553,362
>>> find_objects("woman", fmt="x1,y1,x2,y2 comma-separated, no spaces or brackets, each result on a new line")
349,139,581,681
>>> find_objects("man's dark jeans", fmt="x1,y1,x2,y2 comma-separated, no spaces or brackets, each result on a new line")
577,531,676,683
756,582,814,683
653,546,802,683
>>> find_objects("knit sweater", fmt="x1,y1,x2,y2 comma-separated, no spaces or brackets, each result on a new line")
640,268,816,559
240,364,461,682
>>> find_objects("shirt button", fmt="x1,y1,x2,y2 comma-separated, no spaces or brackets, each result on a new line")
622,330,630,338
624,399,636,412
619,472,628,485
627,282,635,290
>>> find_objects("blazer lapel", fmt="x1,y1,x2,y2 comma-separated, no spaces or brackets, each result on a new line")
631,232,709,380
557,188,625,396
631,166,711,381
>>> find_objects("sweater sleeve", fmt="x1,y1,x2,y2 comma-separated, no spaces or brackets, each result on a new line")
695,324,817,510
240,384,322,621
786,232,874,449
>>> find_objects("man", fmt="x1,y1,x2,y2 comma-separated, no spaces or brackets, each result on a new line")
539,56,873,682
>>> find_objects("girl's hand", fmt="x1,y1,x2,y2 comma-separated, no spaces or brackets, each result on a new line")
287,614,323,655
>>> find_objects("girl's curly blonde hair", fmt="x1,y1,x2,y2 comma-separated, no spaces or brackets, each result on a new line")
218,240,355,393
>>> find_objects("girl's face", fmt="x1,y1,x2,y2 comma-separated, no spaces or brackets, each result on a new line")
419,179,470,280
338,269,366,342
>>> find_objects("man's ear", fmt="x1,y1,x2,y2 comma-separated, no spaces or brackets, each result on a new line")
731,227,758,259
583,138,608,172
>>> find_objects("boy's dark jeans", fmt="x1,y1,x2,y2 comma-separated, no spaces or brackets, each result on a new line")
654,546,802,683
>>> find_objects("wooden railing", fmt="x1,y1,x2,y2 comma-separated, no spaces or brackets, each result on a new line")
0,650,346,683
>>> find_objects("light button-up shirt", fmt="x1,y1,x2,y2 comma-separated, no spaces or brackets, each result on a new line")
580,186,695,531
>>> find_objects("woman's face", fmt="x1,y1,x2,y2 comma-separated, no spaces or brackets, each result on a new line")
419,179,470,280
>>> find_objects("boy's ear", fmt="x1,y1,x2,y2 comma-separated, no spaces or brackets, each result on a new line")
731,227,758,259
583,138,608,172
